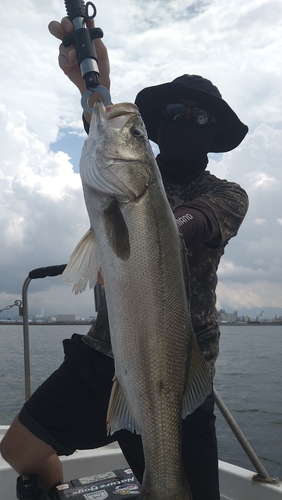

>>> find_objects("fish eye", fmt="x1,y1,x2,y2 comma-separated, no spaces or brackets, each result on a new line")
131,127,143,138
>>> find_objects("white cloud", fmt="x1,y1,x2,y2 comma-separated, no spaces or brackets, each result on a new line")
0,106,89,303
216,280,282,310
254,219,266,225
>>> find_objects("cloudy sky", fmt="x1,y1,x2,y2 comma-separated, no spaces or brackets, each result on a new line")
0,0,281,320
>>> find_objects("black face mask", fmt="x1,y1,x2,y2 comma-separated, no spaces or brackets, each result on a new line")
156,118,216,184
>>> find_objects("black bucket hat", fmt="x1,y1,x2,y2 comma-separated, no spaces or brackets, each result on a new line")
135,74,248,152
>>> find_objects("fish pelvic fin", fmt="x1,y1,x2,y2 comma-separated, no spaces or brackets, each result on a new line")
106,375,140,435
61,228,100,294
103,200,130,260
182,337,213,418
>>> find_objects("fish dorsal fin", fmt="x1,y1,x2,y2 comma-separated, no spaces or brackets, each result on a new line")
103,200,130,260
107,375,140,436
61,228,100,294
182,336,212,418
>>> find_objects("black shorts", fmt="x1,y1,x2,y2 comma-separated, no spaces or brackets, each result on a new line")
18,334,116,456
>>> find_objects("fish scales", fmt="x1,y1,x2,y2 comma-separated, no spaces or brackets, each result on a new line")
63,102,212,500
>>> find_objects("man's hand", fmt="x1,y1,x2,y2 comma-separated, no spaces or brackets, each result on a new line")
48,17,111,121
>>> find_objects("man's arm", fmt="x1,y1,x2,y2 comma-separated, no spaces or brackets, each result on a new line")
174,201,221,248
173,182,249,249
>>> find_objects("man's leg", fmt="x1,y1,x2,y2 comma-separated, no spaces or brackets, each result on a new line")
0,335,116,495
0,417,62,491
181,391,220,500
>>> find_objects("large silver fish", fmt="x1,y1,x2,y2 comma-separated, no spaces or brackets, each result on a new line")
63,102,212,500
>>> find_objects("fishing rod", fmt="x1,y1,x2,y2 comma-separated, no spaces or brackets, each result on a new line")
63,0,111,113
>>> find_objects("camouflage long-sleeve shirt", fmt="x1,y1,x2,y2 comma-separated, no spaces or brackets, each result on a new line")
83,170,248,377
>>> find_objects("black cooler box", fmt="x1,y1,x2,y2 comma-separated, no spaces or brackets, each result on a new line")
49,468,141,500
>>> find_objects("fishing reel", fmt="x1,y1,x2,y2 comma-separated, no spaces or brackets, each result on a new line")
63,0,111,113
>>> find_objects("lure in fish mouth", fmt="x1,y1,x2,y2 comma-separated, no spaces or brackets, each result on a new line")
63,101,212,500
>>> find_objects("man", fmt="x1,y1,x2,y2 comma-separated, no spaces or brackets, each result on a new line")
0,17,248,500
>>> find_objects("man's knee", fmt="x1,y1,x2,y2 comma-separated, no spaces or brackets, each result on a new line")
0,435,8,462
0,419,17,465
0,416,55,473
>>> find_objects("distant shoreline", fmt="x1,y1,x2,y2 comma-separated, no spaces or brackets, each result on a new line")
218,322,282,326
0,321,94,326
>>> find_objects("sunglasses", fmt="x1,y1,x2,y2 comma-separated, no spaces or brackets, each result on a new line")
161,103,213,125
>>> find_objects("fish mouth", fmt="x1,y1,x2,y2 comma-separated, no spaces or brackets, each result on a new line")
105,102,139,119
93,101,140,130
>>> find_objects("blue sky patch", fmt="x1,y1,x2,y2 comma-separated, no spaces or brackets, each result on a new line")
50,129,85,173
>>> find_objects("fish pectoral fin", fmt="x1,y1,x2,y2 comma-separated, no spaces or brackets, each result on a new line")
182,337,212,418
61,228,100,295
103,200,130,260
106,375,140,435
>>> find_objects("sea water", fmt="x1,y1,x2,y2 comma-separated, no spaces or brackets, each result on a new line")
0,324,281,479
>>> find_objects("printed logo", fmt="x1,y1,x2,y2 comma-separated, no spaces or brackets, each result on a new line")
123,469,133,475
79,472,116,484
113,484,140,495
83,490,108,500
176,213,193,226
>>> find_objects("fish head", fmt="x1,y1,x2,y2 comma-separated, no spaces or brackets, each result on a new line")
80,101,155,201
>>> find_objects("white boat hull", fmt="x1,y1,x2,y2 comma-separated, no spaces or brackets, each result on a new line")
1,426,281,500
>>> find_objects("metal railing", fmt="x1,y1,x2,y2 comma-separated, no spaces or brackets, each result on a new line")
21,265,67,400
213,388,279,484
